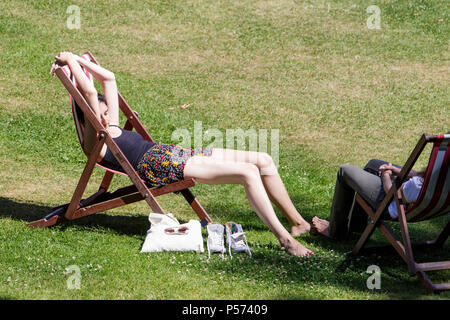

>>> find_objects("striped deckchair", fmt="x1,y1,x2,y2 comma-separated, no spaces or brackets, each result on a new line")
352,133,450,292
28,52,213,228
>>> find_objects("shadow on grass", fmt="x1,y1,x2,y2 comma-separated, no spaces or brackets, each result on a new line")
206,247,431,299
0,193,277,236
1,196,447,298
217,235,448,299
0,196,149,236
0,195,275,237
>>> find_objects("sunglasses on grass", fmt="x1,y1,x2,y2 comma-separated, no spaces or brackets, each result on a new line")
164,226,189,235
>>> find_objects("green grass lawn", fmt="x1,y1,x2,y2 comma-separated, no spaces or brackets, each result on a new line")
0,0,449,299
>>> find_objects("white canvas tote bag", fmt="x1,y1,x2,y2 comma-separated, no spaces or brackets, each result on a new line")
141,213,204,253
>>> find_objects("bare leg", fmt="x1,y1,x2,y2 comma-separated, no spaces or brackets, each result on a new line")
183,155,313,257
206,149,311,236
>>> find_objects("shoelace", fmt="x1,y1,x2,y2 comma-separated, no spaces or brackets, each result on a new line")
242,234,252,258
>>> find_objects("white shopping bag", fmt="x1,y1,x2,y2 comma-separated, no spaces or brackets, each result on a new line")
141,213,204,253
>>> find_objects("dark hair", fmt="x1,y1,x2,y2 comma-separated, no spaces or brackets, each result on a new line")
97,92,107,104
74,92,106,125
416,168,426,178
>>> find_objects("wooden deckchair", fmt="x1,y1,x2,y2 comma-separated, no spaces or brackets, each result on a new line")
352,133,450,292
28,51,213,228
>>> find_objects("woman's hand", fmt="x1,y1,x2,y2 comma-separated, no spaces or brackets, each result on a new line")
54,51,75,66
49,52,78,77
379,163,396,177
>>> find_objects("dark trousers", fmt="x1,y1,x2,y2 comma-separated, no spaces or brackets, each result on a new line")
328,159,398,239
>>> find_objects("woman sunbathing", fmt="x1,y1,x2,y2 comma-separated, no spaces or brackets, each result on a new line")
311,159,424,239
49,51,313,257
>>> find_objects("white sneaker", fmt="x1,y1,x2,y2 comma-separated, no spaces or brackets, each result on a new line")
224,222,252,259
206,223,225,262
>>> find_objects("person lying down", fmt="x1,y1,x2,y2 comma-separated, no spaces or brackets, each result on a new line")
50,51,314,257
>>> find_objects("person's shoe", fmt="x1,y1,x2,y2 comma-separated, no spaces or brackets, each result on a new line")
206,223,225,262
224,222,252,259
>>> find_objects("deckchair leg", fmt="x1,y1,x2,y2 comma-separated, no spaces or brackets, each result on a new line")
180,189,213,225
352,194,379,254
353,195,450,293
99,170,115,193
414,219,450,293
65,136,105,220
417,271,450,293
395,189,417,275
27,138,105,228
352,196,408,263
435,220,450,248
27,215,62,228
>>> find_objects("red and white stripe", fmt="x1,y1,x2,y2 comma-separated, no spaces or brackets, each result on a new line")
407,134,450,222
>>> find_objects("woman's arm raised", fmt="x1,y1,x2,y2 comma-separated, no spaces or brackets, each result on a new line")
53,52,105,157
73,54,115,83
74,55,119,126
54,52,101,120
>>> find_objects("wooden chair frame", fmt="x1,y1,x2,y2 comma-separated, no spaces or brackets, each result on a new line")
28,51,212,228
352,133,450,293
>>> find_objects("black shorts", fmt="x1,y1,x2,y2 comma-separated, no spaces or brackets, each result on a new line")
136,143,213,187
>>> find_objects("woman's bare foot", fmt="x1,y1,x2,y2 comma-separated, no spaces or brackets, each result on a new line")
311,216,331,238
290,221,311,237
280,237,314,257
